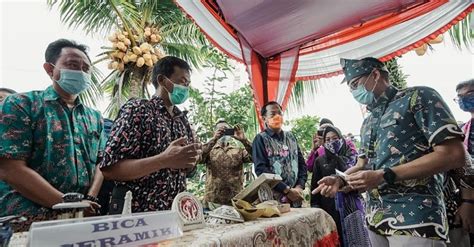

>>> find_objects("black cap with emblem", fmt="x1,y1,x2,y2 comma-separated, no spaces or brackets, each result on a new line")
340,57,388,84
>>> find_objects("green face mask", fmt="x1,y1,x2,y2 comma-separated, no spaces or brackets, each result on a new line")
164,77,189,105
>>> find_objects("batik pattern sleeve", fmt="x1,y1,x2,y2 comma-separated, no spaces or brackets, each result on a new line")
0,94,33,160
99,99,148,168
252,134,270,175
449,150,474,189
98,119,108,152
411,87,463,147
95,119,109,165
200,138,217,165
241,138,253,163
344,139,358,166
358,117,371,157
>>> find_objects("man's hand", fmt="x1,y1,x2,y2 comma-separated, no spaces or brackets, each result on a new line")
312,134,322,151
83,200,101,217
159,137,202,170
312,176,343,198
213,128,225,140
287,187,304,202
346,170,384,191
233,125,246,142
454,202,474,233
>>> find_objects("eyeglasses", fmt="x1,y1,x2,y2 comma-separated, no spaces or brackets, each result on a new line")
348,70,376,91
454,91,474,103
348,76,363,90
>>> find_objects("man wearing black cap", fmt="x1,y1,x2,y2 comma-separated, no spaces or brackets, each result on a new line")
313,57,466,246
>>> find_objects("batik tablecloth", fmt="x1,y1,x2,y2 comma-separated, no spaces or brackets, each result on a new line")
9,208,338,247
156,208,338,247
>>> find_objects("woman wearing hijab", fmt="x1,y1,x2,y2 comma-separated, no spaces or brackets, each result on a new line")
306,120,358,172
310,126,368,247
310,126,350,243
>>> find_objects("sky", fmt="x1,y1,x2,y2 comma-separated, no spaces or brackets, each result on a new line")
1,1,473,136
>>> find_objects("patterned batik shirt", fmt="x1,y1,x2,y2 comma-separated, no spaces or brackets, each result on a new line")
201,140,252,206
252,129,308,194
99,96,194,212
360,86,463,241
0,86,106,231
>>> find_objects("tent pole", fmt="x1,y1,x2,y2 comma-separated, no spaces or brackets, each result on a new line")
259,55,268,104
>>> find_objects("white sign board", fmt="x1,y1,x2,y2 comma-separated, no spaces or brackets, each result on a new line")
28,211,182,246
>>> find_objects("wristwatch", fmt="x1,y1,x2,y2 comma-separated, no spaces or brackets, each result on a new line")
85,194,99,203
383,168,397,185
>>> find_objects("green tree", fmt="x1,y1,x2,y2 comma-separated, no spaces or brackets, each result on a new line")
214,86,260,140
384,57,409,89
286,115,319,156
188,68,259,142
48,0,229,117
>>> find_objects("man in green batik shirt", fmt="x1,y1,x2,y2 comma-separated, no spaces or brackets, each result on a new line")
313,57,466,246
0,39,106,232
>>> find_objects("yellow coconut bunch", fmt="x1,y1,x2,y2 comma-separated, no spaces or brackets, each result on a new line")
143,26,163,45
106,26,165,71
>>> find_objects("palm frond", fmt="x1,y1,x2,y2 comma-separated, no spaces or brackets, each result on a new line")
286,80,321,113
101,69,132,118
160,42,210,68
48,0,145,39
159,16,209,46
448,12,473,51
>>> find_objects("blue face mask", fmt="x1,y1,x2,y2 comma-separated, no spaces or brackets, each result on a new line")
459,94,474,112
350,71,377,105
351,84,375,105
53,67,92,95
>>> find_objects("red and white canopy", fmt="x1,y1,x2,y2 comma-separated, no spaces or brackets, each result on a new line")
177,0,473,118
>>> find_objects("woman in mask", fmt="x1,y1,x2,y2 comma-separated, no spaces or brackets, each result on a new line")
310,126,364,247
307,120,358,173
